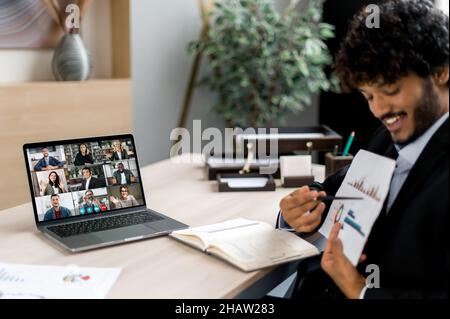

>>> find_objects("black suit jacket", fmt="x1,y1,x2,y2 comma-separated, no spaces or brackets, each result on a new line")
81,177,104,190
319,119,449,298
111,150,128,161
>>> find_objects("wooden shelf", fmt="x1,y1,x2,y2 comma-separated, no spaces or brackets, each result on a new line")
0,78,130,87
0,79,132,210
111,0,131,78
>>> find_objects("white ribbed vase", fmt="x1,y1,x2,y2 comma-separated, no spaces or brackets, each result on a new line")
52,33,92,81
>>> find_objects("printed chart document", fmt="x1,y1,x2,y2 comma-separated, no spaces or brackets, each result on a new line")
0,263,121,299
170,218,320,272
319,150,396,265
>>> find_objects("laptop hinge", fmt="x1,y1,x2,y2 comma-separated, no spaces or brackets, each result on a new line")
39,206,149,227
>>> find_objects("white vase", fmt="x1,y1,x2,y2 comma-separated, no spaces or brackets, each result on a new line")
52,33,92,81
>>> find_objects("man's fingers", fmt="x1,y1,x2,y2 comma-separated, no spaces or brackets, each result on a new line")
290,202,326,232
280,187,330,232
290,190,327,212
291,186,310,197
280,206,307,225
282,190,320,211
331,235,344,254
280,192,319,225
325,222,341,253
284,193,319,211
359,254,367,264
295,202,326,228
324,224,336,253
317,191,327,198
329,222,341,241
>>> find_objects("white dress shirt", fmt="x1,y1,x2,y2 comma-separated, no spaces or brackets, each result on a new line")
120,172,127,185
386,112,449,212
85,177,91,190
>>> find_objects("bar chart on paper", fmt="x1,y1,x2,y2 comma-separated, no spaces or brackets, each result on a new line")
348,176,381,202
319,150,396,265
331,204,365,237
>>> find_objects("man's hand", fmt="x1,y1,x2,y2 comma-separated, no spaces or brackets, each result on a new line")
321,222,366,299
279,186,327,233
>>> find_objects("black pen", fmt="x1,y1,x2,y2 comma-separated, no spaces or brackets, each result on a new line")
316,196,363,201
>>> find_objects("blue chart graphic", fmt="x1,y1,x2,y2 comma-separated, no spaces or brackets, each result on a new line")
344,209,365,236
348,210,355,219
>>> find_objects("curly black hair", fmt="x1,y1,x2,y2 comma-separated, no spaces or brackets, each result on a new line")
334,0,449,91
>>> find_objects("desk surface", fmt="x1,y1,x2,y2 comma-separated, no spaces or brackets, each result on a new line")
0,154,324,299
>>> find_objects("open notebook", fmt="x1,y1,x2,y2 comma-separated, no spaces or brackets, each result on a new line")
169,218,319,272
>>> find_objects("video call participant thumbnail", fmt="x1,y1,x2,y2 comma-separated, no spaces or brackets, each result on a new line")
43,171,67,196
80,167,106,190
73,143,94,166
109,185,140,209
109,140,129,161
34,147,64,172
112,162,136,185
79,190,104,215
44,194,72,221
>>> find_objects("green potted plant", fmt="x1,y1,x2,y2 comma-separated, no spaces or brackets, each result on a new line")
189,0,339,127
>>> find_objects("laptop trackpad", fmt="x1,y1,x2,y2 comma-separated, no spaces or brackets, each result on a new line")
95,225,156,242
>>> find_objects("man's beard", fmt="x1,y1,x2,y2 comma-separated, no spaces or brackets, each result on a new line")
397,78,443,147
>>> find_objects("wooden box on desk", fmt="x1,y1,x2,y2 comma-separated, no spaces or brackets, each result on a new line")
325,152,354,178
234,125,343,156
282,176,315,188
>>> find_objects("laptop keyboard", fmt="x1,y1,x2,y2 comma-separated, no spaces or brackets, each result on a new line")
48,212,163,238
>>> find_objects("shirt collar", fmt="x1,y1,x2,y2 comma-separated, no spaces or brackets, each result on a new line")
395,112,449,167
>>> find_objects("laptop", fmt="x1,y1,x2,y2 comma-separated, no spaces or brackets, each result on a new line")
23,134,188,252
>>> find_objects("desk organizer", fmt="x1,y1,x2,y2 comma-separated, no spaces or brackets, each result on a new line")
325,152,354,177
217,173,276,192
206,157,280,180
281,176,315,188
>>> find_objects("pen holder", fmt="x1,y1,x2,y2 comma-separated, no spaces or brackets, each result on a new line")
325,152,354,178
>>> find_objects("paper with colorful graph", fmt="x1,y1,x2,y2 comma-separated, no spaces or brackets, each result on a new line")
0,263,121,299
319,150,396,265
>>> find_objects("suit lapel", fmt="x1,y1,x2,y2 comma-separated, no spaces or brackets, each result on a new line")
383,142,398,160
387,119,449,217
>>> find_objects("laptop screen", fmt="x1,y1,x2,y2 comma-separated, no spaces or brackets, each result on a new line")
23,135,146,223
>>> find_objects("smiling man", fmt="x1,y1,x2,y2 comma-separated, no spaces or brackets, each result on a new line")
278,0,448,299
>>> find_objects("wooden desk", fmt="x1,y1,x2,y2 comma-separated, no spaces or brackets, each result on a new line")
0,155,324,299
